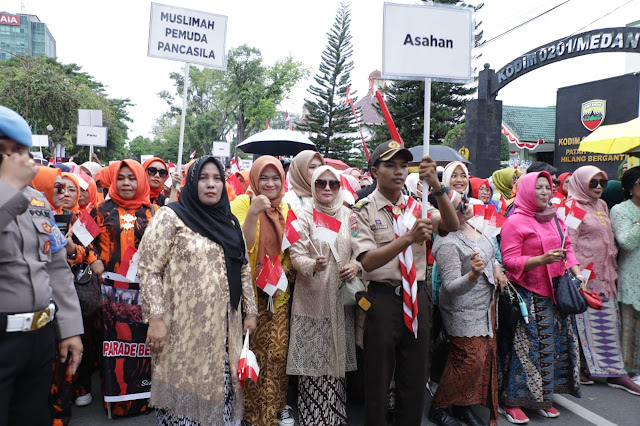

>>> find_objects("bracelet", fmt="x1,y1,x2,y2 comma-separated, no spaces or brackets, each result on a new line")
433,186,448,197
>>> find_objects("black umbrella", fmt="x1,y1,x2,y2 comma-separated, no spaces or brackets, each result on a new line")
236,129,317,156
407,145,471,166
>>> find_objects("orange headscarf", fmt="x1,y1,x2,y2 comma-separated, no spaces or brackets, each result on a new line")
31,166,62,212
142,157,169,200
249,156,286,265
100,163,116,192
94,169,105,202
237,170,251,193
80,178,99,211
108,160,151,211
226,182,237,202
61,172,81,214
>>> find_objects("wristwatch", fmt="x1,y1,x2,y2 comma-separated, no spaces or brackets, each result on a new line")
432,185,448,197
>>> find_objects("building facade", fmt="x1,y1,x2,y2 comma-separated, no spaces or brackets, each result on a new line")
0,12,56,61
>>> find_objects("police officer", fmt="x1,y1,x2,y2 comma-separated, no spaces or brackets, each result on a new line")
351,140,459,425
0,106,83,425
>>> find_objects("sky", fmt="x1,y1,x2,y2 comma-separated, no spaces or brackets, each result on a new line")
6,0,640,141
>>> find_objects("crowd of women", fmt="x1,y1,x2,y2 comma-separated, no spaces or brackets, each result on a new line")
29,144,640,426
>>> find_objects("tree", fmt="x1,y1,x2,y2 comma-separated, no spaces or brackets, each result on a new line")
297,2,360,164
154,45,307,164
0,56,132,163
372,1,484,150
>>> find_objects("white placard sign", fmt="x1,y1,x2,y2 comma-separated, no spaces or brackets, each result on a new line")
212,141,230,157
78,109,103,127
382,2,473,82
148,3,228,69
31,135,49,147
140,154,155,163
77,126,108,147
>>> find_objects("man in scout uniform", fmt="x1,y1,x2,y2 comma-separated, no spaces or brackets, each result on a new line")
0,105,83,425
351,140,459,425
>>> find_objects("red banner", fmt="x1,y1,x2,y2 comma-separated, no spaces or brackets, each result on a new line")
375,90,404,145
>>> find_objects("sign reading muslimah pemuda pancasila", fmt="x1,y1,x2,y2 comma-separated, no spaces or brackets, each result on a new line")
147,2,228,69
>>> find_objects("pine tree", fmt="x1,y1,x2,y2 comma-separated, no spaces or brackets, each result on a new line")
298,2,359,163
372,1,484,150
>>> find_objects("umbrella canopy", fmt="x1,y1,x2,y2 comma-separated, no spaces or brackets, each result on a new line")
407,145,471,166
236,129,317,156
325,158,349,170
579,117,640,154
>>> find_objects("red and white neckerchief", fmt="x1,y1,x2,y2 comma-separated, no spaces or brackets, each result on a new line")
384,203,418,338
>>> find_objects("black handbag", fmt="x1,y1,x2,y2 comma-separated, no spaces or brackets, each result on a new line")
552,217,588,316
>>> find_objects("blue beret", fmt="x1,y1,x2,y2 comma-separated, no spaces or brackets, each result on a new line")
0,105,32,147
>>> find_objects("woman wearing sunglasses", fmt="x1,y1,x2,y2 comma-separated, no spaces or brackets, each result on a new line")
282,150,325,212
143,157,169,208
610,166,640,387
287,166,359,426
567,166,640,395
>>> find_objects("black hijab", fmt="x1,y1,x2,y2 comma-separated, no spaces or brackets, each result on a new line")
167,156,246,310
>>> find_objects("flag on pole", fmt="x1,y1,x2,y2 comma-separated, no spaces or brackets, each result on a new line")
269,255,289,293
375,89,404,145
70,165,92,190
473,204,487,218
564,204,587,230
70,210,101,246
48,157,56,166
255,256,277,296
281,210,302,251
340,175,359,205
285,111,289,121
226,173,244,196
119,246,139,282
265,119,269,130
230,158,240,173
237,331,259,387
189,150,197,159
313,209,342,245
403,196,422,229
345,87,371,162
484,208,507,237
581,262,597,282
554,199,568,221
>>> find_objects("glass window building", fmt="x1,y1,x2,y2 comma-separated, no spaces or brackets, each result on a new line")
0,12,56,61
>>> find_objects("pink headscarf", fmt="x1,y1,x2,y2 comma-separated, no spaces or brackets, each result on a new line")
513,171,556,223
567,165,608,206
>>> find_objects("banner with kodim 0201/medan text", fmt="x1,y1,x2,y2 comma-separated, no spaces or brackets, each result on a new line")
148,2,228,69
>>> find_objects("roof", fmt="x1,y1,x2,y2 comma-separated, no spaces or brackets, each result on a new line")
354,94,383,125
502,105,556,142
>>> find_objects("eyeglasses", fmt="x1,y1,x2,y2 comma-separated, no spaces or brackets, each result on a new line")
53,183,66,194
315,179,340,191
589,178,608,189
146,167,168,178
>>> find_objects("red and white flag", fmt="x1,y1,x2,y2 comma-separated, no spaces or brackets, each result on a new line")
285,111,289,122
290,121,294,131
369,77,375,102
550,197,562,206
313,209,342,245
340,175,358,205
70,165,92,190
281,210,301,251
269,255,289,293
226,173,244,196
473,204,487,218
119,246,139,282
564,204,587,230
265,119,269,130
70,210,101,246
403,196,422,229
581,262,597,282
189,150,197,159
255,256,277,297
237,331,259,387
230,158,240,173
48,157,56,166
484,207,507,237
554,198,568,221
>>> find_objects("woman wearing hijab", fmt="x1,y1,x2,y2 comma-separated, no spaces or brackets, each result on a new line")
287,166,359,426
86,159,154,417
404,173,422,199
282,150,325,211
491,168,517,202
601,180,625,211
443,161,470,196
554,172,572,201
138,156,258,425
499,172,582,424
610,167,640,386
230,156,296,426
31,166,65,214
567,166,640,395
78,178,100,212
429,199,505,426
80,161,102,179
143,157,169,208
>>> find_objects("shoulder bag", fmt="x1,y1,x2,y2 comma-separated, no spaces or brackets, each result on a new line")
552,216,588,316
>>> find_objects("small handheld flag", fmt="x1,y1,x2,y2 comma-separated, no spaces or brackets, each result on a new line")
313,209,342,245
564,204,587,230
238,331,260,387
403,197,422,229
119,246,139,282
70,210,101,246
281,210,301,251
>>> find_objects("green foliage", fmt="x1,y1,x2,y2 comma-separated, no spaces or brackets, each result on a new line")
0,56,132,163
371,0,484,149
154,45,307,164
296,2,360,165
500,133,510,161
444,122,465,148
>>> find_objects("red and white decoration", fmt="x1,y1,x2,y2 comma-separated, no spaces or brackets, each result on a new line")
501,122,544,151
119,246,140,282
340,175,359,205
70,210,101,247
403,196,422,229
237,331,259,387
255,256,277,297
226,173,244,196
189,150,197,159
313,209,342,245
281,210,302,251
564,204,587,230
70,165,92,190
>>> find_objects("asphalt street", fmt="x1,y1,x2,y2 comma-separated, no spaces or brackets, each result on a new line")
71,374,639,425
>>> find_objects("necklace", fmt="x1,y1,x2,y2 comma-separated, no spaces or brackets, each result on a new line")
120,213,136,231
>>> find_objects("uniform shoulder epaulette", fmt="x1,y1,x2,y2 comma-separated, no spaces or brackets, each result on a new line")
351,197,370,212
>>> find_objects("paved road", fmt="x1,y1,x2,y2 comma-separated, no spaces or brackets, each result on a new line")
71,375,639,425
